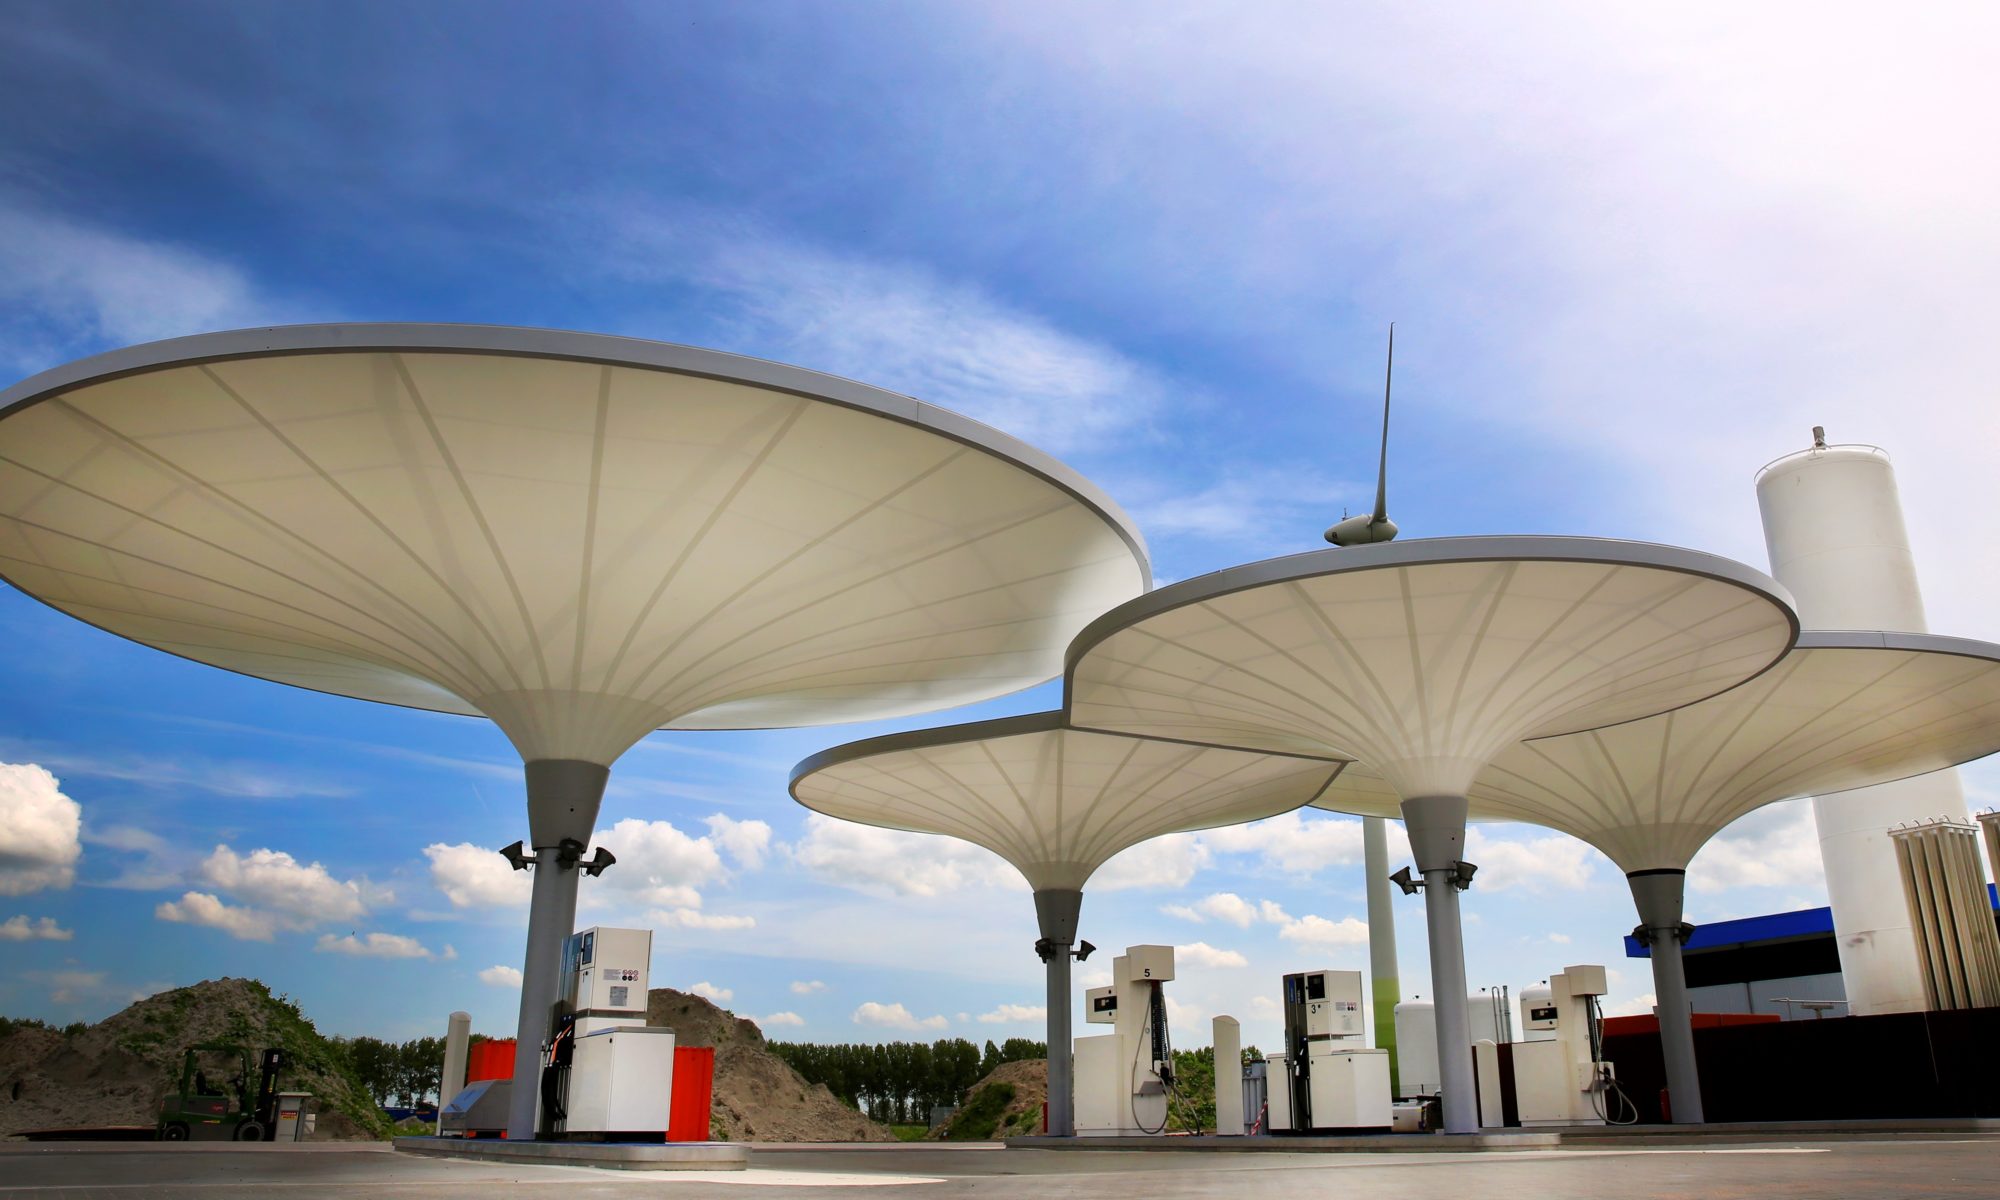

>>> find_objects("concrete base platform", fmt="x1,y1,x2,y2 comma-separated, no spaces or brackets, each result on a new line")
1009,1132,1559,1152
1009,1117,2000,1153
393,1135,747,1171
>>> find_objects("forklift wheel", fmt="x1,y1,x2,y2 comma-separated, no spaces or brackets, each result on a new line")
233,1121,265,1142
162,1123,190,1141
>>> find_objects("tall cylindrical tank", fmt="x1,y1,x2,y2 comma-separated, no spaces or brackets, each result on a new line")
1392,1000,1437,1099
1755,434,1968,1016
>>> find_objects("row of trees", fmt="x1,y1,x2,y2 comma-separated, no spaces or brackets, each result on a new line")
330,1034,457,1110
769,1037,1046,1124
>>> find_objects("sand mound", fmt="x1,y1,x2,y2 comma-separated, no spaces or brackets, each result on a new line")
646,988,893,1143
937,1058,1046,1140
0,979,388,1140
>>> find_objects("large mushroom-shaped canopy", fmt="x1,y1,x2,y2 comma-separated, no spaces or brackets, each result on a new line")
0,324,1150,765
1066,536,1796,798
791,710,1347,891
791,709,1345,1138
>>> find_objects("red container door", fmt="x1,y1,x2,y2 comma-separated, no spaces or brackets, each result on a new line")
667,1046,715,1142
466,1038,516,1082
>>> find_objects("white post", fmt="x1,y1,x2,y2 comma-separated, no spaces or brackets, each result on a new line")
1213,1016,1244,1135
1035,889,1083,1137
437,1010,471,1135
1402,794,1476,1135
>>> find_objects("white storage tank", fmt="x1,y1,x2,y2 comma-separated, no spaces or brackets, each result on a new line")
1392,993,1506,1099
1755,432,1968,1016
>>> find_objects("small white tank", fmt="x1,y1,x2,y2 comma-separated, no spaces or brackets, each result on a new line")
1393,1000,1438,1098
1756,435,1968,1016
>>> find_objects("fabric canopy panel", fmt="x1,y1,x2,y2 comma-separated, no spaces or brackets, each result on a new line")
1460,631,2000,873
790,711,1347,891
0,325,1150,764
1067,537,1798,798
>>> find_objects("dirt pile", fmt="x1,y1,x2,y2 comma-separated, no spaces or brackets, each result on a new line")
0,979,389,1140
937,1058,1046,1140
645,988,892,1142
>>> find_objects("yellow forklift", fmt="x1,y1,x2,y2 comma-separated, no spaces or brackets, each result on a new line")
155,1043,290,1141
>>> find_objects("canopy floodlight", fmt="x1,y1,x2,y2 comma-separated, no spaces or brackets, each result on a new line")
0,323,1149,1139
1455,630,2000,1123
1066,535,1797,1132
791,709,1347,1136
499,840,533,871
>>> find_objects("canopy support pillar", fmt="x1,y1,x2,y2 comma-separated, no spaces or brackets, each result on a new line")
506,759,610,1141
1402,795,1475,1135
1630,869,1703,1124
1035,888,1083,1137
1363,815,1401,1095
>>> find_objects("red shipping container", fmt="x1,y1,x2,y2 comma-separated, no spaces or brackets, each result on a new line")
667,1046,715,1142
1601,1012,1782,1038
466,1038,516,1083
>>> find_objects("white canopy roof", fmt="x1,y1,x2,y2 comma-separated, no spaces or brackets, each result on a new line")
0,325,1149,764
790,711,1346,891
1067,537,1797,798
1350,631,2000,874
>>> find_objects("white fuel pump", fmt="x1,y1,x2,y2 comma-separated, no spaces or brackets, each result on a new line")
1266,970,1392,1133
1506,964,1630,1127
541,926,676,1139
1074,946,1177,1135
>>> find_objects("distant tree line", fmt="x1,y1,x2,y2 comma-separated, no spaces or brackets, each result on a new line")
330,1034,471,1110
768,1037,1046,1124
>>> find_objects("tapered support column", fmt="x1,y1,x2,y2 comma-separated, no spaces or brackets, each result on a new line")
506,759,610,1141
1036,888,1083,1137
1402,795,1475,1134
1363,815,1401,1095
1629,869,1703,1124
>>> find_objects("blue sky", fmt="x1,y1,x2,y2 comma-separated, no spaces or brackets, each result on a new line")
4,2,1999,1050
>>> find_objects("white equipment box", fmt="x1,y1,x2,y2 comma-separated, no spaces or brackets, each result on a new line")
1301,1046,1392,1130
1074,945,1175,1136
1085,985,1118,1025
564,1026,676,1136
565,926,652,1033
1513,965,1612,1127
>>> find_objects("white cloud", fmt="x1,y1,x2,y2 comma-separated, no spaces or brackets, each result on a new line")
1094,833,1210,891
759,1011,806,1028
0,762,82,895
479,965,523,988
595,817,728,907
1198,893,1256,928
976,1003,1047,1024
48,969,106,1005
1604,992,1659,1019
789,814,1020,898
689,981,734,1004
1176,942,1249,969
1548,933,1572,945
1277,914,1370,949
1259,899,1291,924
650,906,756,931
314,931,441,959
425,842,532,909
198,845,368,924
1464,828,1601,893
852,1001,949,1032
1161,903,1201,922
602,211,1163,455
0,915,73,941
0,201,298,372
1204,811,1388,875
704,814,772,871
155,891,275,941
1688,799,1828,898
790,980,828,995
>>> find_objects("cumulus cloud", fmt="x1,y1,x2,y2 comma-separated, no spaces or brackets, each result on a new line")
1465,828,1601,893
596,817,727,905
48,969,106,1005
199,845,369,924
789,814,1019,898
758,1011,806,1028
156,891,276,941
315,932,445,959
690,981,734,1003
853,1001,948,1032
1203,810,1392,875
1277,914,1370,948
1176,941,1249,969
976,1004,1047,1024
704,815,772,870
791,980,828,996
0,763,82,895
1094,833,1210,891
1688,799,1828,898
479,965,523,988
0,915,73,941
425,842,532,909
651,906,755,931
